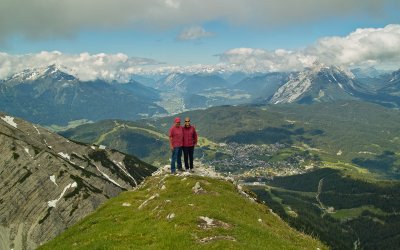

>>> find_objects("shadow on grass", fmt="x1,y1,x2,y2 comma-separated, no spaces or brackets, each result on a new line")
352,151,398,171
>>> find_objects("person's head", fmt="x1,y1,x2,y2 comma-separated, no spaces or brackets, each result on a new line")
184,117,191,127
174,117,181,127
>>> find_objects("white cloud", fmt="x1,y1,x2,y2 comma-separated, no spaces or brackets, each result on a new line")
0,0,397,42
219,48,315,72
308,24,400,68
0,51,163,81
1,25,399,79
219,24,400,72
177,26,214,41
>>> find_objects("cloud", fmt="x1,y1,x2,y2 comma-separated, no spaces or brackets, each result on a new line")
177,26,214,41
308,24,400,68
219,24,400,72
1,25,400,79
0,0,397,42
0,51,163,81
219,48,316,72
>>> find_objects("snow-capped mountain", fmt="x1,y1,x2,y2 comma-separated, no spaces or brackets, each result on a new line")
0,65,167,125
5,64,77,84
269,64,364,104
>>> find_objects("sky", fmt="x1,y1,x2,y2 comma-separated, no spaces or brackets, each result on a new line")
1,0,400,81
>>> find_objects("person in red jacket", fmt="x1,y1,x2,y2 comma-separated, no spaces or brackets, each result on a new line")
169,117,184,174
182,117,198,171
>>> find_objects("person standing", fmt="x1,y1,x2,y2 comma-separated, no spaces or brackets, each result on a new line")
182,117,198,172
169,117,183,174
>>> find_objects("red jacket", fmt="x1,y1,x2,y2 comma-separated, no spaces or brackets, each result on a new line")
169,126,183,147
182,125,198,147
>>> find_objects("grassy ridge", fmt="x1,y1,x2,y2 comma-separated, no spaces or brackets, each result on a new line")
40,175,327,250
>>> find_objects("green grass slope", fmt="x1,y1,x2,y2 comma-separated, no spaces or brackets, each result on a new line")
40,174,326,250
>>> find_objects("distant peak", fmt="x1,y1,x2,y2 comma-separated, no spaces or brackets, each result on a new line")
8,64,78,82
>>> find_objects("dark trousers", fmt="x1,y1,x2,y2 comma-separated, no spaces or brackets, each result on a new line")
171,147,182,172
183,146,194,170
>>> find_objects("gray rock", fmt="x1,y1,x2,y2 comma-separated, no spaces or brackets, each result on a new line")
192,182,206,194
0,113,156,249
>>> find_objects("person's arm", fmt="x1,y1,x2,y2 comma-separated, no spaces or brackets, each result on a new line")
169,129,174,150
193,127,198,146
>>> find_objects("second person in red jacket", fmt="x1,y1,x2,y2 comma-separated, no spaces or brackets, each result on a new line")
182,117,198,172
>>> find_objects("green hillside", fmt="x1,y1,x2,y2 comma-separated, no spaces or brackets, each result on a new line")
150,101,400,159
39,174,327,250
143,101,400,178
250,168,400,249
61,100,400,178
61,120,170,165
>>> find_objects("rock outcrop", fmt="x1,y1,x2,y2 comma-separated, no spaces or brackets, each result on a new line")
0,113,156,250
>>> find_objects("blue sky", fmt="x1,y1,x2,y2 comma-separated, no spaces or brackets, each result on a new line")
1,0,400,80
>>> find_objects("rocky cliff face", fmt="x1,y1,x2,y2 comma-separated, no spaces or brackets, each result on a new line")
269,64,361,104
0,113,156,250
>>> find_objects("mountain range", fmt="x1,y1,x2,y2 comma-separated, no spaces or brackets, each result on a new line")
1,64,400,127
0,65,167,125
2,61,400,249
0,113,156,249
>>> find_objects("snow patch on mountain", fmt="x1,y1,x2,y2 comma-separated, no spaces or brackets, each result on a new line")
50,175,58,186
94,164,122,188
1,116,18,128
58,152,71,161
47,182,77,208
33,125,41,134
